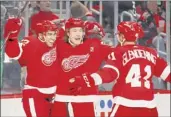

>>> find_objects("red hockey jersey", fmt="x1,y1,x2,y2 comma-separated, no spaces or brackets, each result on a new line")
5,36,59,89
92,45,170,108
56,39,112,95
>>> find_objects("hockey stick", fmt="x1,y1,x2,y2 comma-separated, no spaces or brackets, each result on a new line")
0,1,29,51
17,1,30,17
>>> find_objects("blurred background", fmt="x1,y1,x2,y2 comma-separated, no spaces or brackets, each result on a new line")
0,1,170,94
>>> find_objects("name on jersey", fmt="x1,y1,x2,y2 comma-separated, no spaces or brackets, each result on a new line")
123,49,156,66
42,47,56,66
62,54,90,72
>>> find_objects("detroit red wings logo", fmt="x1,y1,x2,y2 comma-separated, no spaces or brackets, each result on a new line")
62,54,90,72
42,47,56,66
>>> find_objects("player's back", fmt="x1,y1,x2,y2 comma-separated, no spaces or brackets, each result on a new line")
113,45,160,108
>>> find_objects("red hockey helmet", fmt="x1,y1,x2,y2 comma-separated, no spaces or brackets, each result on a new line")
84,21,105,39
65,18,84,30
117,21,144,41
35,20,58,34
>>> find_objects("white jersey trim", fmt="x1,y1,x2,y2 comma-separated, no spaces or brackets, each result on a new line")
24,85,56,94
110,104,120,117
113,96,157,108
54,94,98,102
29,98,37,117
90,73,102,85
160,65,170,81
103,64,120,80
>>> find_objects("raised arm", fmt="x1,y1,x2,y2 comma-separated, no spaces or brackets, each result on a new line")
4,18,23,59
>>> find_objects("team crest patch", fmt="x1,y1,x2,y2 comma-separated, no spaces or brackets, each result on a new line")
42,47,56,66
62,54,90,72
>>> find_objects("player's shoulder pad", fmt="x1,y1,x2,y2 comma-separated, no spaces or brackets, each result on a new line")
145,46,159,57
107,48,120,60
111,46,123,55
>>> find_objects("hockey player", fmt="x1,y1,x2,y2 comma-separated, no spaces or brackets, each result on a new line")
21,0,63,89
4,18,59,117
51,18,112,117
69,21,170,117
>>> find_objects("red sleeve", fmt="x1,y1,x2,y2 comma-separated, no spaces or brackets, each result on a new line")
154,55,170,82
19,37,34,61
5,39,20,58
5,37,33,63
90,50,121,85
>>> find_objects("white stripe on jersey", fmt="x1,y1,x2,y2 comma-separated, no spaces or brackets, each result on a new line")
103,64,120,80
29,98,37,116
110,104,120,117
113,96,157,108
24,85,56,94
90,73,102,85
160,65,170,81
54,94,98,102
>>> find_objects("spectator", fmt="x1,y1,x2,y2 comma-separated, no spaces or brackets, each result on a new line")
29,0,59,36
1,5,7,21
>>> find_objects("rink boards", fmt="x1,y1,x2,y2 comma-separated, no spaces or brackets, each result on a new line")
1,92,170,117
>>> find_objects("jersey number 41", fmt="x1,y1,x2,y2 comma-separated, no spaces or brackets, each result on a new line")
126,64,151,89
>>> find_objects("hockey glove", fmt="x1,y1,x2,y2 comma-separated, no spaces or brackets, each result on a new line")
69,73,95,95
84,22,105,39
4,17,23,40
